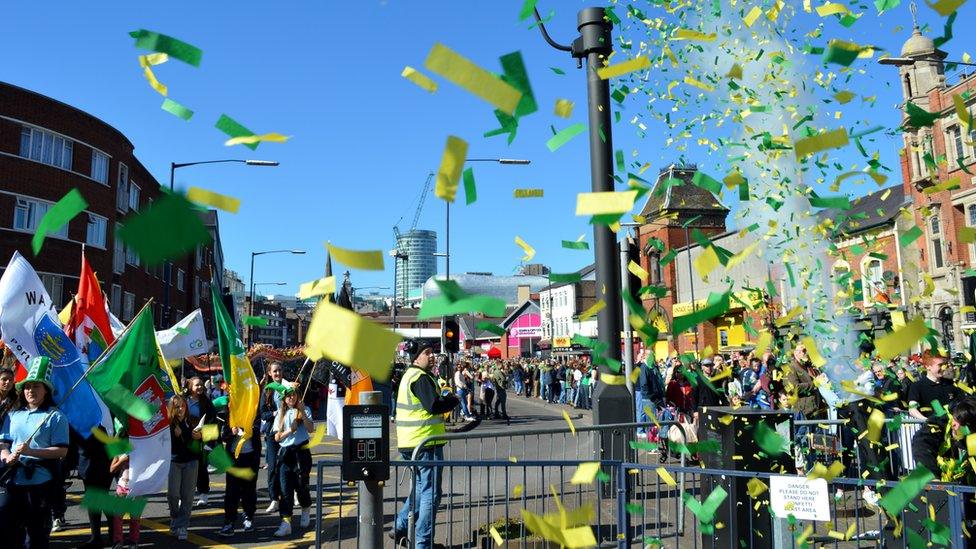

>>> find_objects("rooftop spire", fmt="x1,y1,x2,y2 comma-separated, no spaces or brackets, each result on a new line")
910,0,918,29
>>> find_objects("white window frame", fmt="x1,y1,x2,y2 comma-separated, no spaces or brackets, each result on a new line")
86,213,107,249
19,125,73,171
113,223,125,274
116,163,129,213
110,284,122,317
861,257,884,306
91,150,109,184
126,242,140,267
128,182,140,212
12,196,69,239
177,269,185,291
123,291,135,322
930,213,945,271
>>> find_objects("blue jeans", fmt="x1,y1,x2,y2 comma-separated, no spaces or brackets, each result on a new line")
456,388,471,417
635,390,648,432
540,378,550,401
514,378,524,395
265,435,280,502
395,446,444,549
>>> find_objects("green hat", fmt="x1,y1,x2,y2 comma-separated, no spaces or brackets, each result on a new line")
17,356,54,392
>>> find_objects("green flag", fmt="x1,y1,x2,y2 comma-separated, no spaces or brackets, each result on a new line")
88,306,165,422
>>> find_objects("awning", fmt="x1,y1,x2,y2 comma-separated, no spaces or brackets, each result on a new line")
486,346,502,359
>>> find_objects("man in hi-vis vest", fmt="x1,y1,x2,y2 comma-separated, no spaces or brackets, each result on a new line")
391,341,459,549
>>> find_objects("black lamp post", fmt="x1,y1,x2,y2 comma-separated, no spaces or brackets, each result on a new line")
247,250,305,346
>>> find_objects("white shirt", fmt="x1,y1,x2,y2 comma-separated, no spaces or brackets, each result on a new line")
573,370,583,382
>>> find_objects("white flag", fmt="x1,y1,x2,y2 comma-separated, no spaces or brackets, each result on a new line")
0,252,112,436
156,309,212,360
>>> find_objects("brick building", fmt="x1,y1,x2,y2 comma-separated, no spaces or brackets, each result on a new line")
636,164,730,356
888,23,976,352
0,81,221,332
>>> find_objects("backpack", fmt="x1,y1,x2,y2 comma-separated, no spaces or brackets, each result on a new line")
645,364,665,405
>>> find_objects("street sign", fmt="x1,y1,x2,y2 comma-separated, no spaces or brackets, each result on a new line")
769,475,830,522
342,404,390,481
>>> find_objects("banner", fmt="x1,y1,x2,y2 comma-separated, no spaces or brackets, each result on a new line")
156,309,211,360
87,307,170,496
0,251,110,437
66,252,115,362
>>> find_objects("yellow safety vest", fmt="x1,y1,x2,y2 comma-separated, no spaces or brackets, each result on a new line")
396,366,447,450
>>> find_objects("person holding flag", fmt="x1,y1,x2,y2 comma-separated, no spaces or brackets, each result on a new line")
272,384,314,538
0,356,70,548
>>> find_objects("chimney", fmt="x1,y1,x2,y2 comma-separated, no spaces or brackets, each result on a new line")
517,285,530,304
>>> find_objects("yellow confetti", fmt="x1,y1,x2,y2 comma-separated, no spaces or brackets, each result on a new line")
743,6,763,27
401,66,438,93
561,525,597,549
513,189,544,198
578,300,606,322
800,336,827,368
424,43,522,114
325,242,385,270
816,2,851,16
683,76,715,92
775,306,803,327
514,235,536,261
201,424,220,442
138,52,169,67
298,276,336,300
746,478,768,497
875,316,928,360
489,526,504,546
554,99,574,118
655,466,677,486
867,408,886,443
514,484,524,497
224,133,290,146
754,331,773,355
597,56,651,80
727,63,743,80
304,300,401,382
570,462,602,485
954,94,972,130
575,191,638,215
719,415,734,426
928,0,966,16
693,246,721,280
227,466,257,481
434,135,468,203
967,433,976,457
562,410,576,436
794,128,849,158
303,423,327,449
628,260,649,283
672,28,717,41
141,65,168,96
187,187,241,214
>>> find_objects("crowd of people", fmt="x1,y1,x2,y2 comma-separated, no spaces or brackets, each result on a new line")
0,356,319,548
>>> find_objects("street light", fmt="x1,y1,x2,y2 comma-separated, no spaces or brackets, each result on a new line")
445,158,532,280
248,249,305,346
163,158,279,327
878,56,976,67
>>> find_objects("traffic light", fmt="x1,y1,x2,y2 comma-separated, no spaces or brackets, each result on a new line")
442,316,460,353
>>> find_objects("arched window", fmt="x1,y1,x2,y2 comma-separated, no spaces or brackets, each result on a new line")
861,257,884,305
904,73,913,98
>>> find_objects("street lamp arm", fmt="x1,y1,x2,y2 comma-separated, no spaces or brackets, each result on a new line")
252,249,306,257
172,159,279,169
533,7,573,52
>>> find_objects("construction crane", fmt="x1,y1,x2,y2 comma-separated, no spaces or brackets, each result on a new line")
392,172,434,246
391,172,434,312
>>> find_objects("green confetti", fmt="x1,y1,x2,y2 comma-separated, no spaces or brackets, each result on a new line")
546,123,586,152
160,98,194,120
673,291,730,335
463,167,477,205
476,321,506,336
81,488,148,517
691,171,722,195
905,101,941,128
212,395,228,408
738,182,750,201
215,114,259,151
129,29,202,67
561,240,589,250
900,226,924,248
822,39,864,66
549,272,583,284
500,51,537,118
418,295,506,320
244,316,268,327
809,195,852,210
208,445,234,473
117,192,212,266
880,466,934,516
32,189,87,255
753,421,788,456
874,0,901,14
682,486,727,524
625,503,644,515
550,67,565,75
518,0,538,20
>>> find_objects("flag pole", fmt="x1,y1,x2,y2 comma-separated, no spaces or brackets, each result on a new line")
0,298,155,483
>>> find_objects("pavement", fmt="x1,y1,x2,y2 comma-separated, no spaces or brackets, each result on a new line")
52,392,591,548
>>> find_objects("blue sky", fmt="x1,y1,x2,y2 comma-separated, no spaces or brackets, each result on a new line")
2,1,973,297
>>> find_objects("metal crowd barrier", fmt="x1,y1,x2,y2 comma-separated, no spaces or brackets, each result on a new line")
624,463,975,548
314,458,975,548
793,416,926,481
